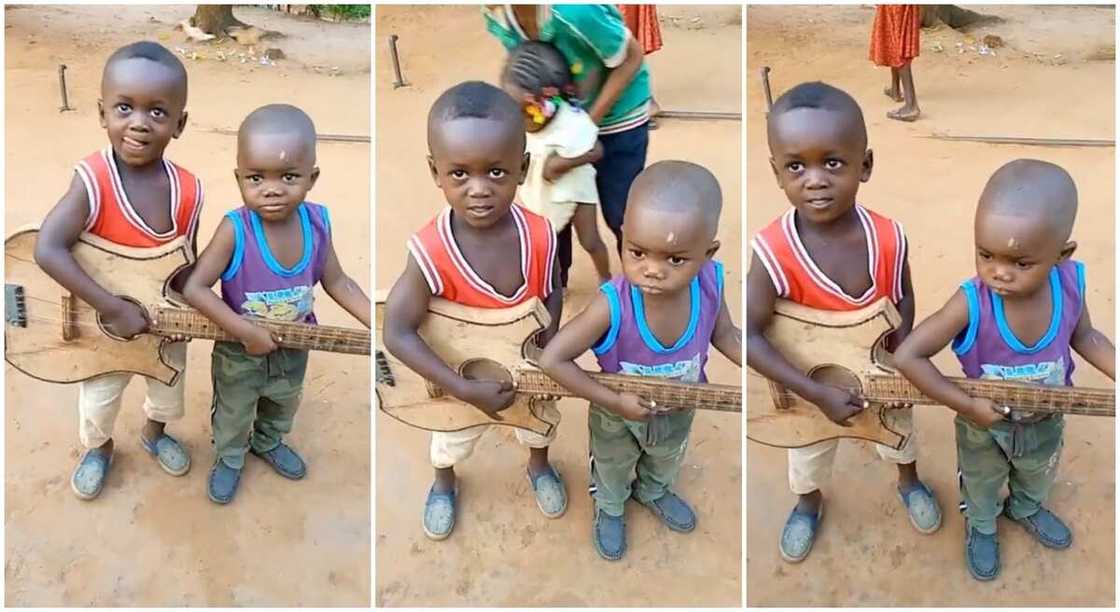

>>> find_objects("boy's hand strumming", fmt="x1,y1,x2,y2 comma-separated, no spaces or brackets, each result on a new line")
966,397,1008,430
456,378,516,418
102,300,150,339
808,384,864,426
240,324,279,356
610,392,658,422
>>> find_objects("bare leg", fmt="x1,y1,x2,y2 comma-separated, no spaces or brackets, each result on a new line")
888,62,920,121
433,466,455,493
141,417,165,445
897,461,920,488
572,204,612,284
528,446,551,476
795,489,823,514
883,67,902,101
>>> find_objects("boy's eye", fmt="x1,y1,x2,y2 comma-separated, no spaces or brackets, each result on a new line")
668,256,687,266
978,251,992,260
489,169,507,179
115,103,131,113
786,162,804,173
150,108,166,119
825,159,843,170
247,175,263,184
283,173,299,182
450,170,467,180
1016,260,1034,270
628,249,644,259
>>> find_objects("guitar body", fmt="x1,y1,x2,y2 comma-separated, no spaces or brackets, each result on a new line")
375,296,560,437
748,297,912,450
5,228,191,386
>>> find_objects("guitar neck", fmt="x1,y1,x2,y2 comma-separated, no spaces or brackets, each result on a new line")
866,374,1114,417
151,307,370,355
514,368,741,413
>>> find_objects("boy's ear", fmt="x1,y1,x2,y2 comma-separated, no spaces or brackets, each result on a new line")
97,99,108,129
173,110,189,139
860,148,874,182
706,239,721,259
232,168,241,183
1060,240,1078,261
519,152,531,185
427,155,440,186
309,166,321,188
769,157,780,185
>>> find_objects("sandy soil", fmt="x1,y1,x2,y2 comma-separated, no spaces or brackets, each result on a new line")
4,5,370,606
374,5,741,607
746,5,1114,606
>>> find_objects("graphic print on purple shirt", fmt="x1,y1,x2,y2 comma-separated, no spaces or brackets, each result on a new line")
592,260,723,384
952,259,1085,414
219,202,331,324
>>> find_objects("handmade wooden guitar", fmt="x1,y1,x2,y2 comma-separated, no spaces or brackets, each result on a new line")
5,227,369,386
748,298,1115,450
374,295,741,436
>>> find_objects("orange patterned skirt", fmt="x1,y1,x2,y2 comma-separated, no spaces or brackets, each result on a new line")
869,5,921,68
618,5,663,55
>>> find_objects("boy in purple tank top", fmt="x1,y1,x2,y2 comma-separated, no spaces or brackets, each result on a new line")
540,161,741,561
184,105,371,504
896,159,1115,581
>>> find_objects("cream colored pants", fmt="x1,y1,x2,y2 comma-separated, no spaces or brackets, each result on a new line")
430,401,559,468
77,341,187,448
788,407,917,494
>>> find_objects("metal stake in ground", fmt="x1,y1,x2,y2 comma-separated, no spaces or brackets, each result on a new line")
58,64,74,113
389,34,408,89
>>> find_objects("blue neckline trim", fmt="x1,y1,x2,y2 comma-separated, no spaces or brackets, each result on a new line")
250,203,313,277
220,210,246,282
631,275,700,354
591,281,621,355
991,266,1062,355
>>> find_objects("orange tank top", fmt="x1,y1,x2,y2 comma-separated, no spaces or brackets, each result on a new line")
407,204,556,308
750,205,907,311
75,148,203,247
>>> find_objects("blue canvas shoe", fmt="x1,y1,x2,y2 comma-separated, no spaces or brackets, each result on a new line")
1007,505,1072,549
965,525,1000,581
593,509,626,561
71,448,113,501
423,485,457,541
897,481,942,534
780,504,822,563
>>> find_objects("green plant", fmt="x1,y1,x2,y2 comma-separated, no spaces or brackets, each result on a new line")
321,4,370,21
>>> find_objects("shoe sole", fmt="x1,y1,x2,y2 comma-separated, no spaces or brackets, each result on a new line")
899,489,942,535
780,505,823,564
71,453,113,501
141,437,191,477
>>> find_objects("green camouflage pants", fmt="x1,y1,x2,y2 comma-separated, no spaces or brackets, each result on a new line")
211,341,309,469
588,404,695,517
956,414,1064,535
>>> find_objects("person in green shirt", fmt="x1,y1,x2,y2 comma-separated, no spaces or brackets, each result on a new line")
484,5,651,284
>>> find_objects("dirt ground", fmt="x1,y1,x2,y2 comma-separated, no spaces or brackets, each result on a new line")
746,5,1115,606
4,5,370,606
374,5,741,607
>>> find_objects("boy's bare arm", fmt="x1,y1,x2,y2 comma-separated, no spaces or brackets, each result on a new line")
886,258,916,352
382,258,514,415
711,295,741,367
744,256,862,425
1071,304,1115,380
543,140,604,181
321,243,371,329
35,174,148,338
893,290,1002,428
181,219,277,355
537,294,655,421
538,258,562,345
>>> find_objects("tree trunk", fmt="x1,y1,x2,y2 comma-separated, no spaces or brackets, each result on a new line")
191,5,247,35
921,5,1000,30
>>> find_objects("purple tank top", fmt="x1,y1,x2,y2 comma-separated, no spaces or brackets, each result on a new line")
592,260,724,383
220,202,331,324
952,259,1085,387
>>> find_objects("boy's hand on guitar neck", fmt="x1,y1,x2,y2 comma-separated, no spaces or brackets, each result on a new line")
239,323,280,356
609,392,661,422
807,384,864,426
966,397,1010,430
102,299,150,339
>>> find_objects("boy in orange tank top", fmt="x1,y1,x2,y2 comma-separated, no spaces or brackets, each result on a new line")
382,82,565,541
746,82,941,563
34,41,201,501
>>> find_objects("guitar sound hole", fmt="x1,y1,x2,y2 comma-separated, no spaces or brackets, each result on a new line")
808,364,862,397
460,358,513,385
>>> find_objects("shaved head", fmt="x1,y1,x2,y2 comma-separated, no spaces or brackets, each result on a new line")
238,103,317,162
978,159,1078,242
627,160,722,240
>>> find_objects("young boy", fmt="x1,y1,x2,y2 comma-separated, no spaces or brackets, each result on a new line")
381,81,565,540
35,41,201,500
745,82,940,563
895,159,1115,581
539,160,741,561
182,104,370,504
